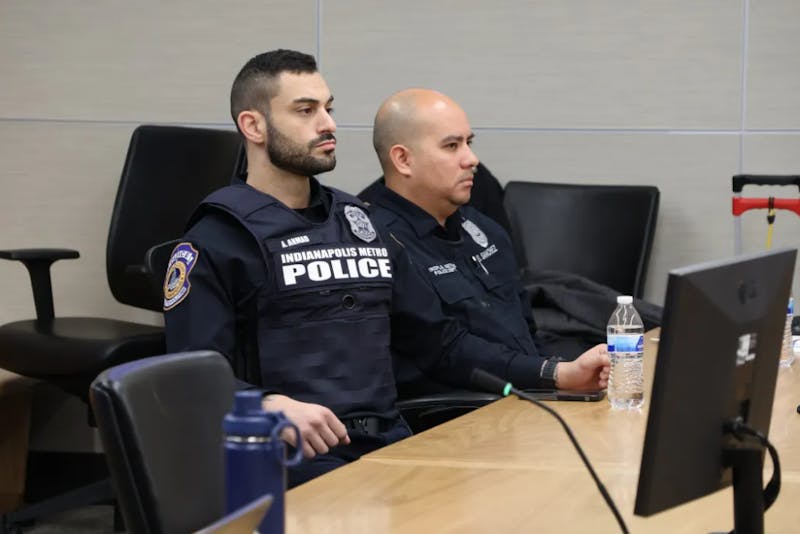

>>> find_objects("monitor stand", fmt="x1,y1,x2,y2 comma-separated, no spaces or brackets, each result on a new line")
711,445,765,534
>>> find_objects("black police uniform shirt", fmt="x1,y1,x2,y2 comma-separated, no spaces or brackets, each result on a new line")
368,183,548,397
163,178,399,420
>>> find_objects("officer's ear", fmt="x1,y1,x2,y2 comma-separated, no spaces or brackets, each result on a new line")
388,144,412,177
237,110,266,145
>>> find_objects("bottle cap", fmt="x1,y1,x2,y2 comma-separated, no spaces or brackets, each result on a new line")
223,390,271,437
617,295,633,305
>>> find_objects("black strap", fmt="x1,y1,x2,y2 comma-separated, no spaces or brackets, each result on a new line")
342,416,387,435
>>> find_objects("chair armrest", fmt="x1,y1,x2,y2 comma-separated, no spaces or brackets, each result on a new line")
144,239,182,296
124,264,148,275
0,248,80,321
396,392,501,433
396,392,500,411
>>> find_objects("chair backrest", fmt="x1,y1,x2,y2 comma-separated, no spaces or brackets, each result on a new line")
503,181,659,298
89,351,235,534
106,125,242,311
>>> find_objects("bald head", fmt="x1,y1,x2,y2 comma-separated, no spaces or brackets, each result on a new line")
371,88,479,225
372,88,461,173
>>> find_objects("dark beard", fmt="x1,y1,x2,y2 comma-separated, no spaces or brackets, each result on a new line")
266,121,336,176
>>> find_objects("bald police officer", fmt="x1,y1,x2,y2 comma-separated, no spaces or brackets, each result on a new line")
368,88,611,398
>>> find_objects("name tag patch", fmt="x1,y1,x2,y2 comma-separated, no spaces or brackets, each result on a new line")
280,234,311,248
277,245,392,288
472,244,498,263
428,263,457,276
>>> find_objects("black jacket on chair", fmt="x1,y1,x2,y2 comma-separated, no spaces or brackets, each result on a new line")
504,181,659,300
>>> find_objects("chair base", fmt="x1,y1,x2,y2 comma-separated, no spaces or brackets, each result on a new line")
0,479,112,534
0,450,113,533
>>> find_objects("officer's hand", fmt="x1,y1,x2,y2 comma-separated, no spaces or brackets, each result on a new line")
555,344,611,391
262,394,350,459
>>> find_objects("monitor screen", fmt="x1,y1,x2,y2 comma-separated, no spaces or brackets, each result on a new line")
634,248,796,517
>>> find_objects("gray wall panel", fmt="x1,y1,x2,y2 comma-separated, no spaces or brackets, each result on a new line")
323,0,742,129
743,134,800,173
746,0,800,129
0,1,317,123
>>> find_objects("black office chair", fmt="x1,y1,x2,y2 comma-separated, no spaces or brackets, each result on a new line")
503,181,659,299
396,392,500,433
89,351,234,534
0,125,241,531
143,138,248,284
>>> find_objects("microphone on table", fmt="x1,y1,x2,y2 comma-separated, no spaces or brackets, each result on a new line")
470,368,515,396
469,368,629,534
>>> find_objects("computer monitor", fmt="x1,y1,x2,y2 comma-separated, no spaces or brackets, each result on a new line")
634,248,796,532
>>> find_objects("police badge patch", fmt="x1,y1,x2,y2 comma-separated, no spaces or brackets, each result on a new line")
163,242,199,310
344,205,377,243
461,219,488,248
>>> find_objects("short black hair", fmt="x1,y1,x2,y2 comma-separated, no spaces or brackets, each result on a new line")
230,49,318,132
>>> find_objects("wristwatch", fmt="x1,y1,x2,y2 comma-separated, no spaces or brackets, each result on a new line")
539,357,560,389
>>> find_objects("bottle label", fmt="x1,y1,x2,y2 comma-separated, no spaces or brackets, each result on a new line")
608,334,643,353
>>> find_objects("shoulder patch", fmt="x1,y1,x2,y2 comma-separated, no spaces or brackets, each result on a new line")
344,205,377,243
163,242,199,310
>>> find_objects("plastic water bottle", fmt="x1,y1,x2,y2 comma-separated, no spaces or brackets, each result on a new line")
607,295,645,409
779,297,794,368
792,316,800,362
223,391,303,533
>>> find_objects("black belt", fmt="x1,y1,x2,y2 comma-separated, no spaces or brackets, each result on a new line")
342,416,392,435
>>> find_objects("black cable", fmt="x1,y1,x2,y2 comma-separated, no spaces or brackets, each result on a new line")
470,369,629,534
723,417,782,534
724,417,781,510
515,389,629,534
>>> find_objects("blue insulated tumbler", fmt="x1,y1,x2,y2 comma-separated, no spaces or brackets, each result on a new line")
223,391,302,533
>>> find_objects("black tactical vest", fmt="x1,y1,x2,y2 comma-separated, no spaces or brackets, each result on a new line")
199,183,398,418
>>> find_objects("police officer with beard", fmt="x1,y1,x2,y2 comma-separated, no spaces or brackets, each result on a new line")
163,50,410,487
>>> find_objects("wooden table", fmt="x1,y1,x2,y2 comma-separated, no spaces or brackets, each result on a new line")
287,333,800,533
